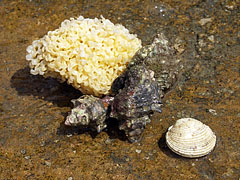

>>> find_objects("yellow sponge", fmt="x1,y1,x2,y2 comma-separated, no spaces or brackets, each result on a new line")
26,16,142,96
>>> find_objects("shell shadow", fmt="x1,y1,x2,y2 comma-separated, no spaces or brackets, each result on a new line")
105,117,128,141
10,67,81,107
57,120,99,139
158,131,184,159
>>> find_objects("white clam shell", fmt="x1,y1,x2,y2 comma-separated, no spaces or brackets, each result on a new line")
166,118,216,158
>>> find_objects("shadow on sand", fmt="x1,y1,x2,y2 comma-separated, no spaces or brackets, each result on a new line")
10,66,81,107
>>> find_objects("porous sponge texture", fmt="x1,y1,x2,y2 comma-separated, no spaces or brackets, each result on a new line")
26,16,142,96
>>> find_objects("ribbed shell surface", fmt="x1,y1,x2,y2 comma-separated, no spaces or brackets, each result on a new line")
166,118,216,158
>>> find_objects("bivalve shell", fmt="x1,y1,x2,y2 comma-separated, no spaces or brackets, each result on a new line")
166,118,216,158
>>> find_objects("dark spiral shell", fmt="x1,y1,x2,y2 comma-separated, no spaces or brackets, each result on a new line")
128,33,185,97
111,65,162,142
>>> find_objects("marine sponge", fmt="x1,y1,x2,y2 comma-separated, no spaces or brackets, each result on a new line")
26,15,142,96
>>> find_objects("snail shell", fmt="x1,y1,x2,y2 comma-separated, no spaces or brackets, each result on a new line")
166,118,216,158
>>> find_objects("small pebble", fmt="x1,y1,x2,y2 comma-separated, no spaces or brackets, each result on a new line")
45,161,51,166
136,149,141,154
20,149,26,155
144,156,150,160
67,134,73,137
225,5,234,10
199,18,212,26
208,109,217,116
208,35,215,43
68,177,73,180
40,141,46,147
24,156,31,160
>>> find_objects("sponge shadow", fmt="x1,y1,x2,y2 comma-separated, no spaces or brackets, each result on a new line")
10,67,81,107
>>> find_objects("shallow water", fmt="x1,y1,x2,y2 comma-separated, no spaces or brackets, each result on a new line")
0,0,239,179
